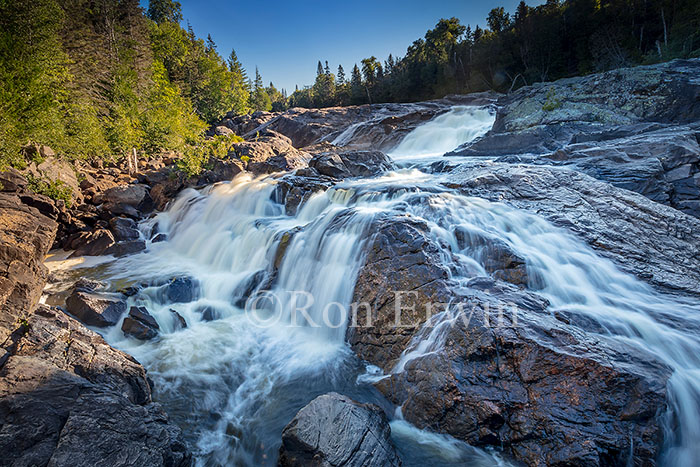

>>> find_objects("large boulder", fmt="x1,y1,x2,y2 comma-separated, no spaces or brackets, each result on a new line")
0,193,57,342
122,306,160,340
451,59,700,158
232,130,310,175
309,150,395,179
350,214,671,466
94,184,153,217
278,392,401,467
65,288,127,327
0,306,190,467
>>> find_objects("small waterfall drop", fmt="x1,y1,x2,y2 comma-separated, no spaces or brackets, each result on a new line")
388,105,494,163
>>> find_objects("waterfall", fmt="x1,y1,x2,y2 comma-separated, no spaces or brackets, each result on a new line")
388,106,494,163
71,105,700,466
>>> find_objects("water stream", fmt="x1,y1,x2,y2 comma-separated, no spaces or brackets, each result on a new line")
58,106,700,466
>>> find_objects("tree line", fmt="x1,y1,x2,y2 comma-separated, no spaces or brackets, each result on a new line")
289,0,700,108
0,0,281,168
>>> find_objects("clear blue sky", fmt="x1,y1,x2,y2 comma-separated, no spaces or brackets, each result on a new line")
142,0,543,93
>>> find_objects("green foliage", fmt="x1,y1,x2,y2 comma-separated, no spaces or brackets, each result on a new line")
542,88,562,111
26,174,73,206
176,134,243,177
291,0,700,108
1,0,252,168
250,67,272,111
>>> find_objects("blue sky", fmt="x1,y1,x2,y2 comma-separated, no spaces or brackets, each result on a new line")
143,0,543,92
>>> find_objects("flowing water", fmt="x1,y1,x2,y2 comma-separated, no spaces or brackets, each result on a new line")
60,106,700,466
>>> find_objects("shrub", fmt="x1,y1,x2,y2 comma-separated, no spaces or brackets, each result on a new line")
26,174,73,206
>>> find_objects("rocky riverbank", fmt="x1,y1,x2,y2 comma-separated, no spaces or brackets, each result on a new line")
1,58,699,466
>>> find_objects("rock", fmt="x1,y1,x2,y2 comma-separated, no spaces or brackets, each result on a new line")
0,193,57,342
65,289,127,327
152,233,168,243
232,270,266,308
109,217,140,241
165,277,198,303
349,215,452,368
453,227,528,286
451,59,700,159
309,150,395,179
197,306,219,322
0,168,28,192
232,130,310,175
213,125,234,136
122,306,159,340
274,172,333,215
278,393,401,467
70,229,115,257
196,158,244,185
0,306,190,467
19,192,61,220
170,309,187,330
23,154,82,204
104,240,146,257
95,184,153,216
350,214,670,466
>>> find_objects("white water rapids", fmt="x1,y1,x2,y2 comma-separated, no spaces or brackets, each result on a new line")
62,106,700,466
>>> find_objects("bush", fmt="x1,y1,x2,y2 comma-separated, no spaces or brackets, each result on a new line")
175,134,243,177
26,174,73,206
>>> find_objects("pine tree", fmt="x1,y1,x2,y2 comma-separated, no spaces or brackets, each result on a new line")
350,64,365,105
316,60,324,76
250,67,271,111
337,65,346,85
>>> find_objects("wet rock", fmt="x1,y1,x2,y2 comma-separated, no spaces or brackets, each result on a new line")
278,392,401,467
450,163,700,297
165,277,198,303
232,270,266,308
0,193,57,342
350,215,670,466
0,306,190,467
309,150,395,179
453,227,528,286
152,233,168,243
197,306,219,322
65,289,126,327
349,215,452,368
274,172,333,215
109,217,140,241
104,240,146,257
122,306,159,340
170,309,187,330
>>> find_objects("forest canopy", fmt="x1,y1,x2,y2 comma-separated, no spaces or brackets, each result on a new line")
1,0,698,168
290,0,700,108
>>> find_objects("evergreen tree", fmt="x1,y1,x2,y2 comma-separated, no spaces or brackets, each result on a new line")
350,64,365,105
250,67,272,111
337,65,346,85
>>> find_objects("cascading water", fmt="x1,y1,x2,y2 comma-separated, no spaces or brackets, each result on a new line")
67,105,700,466
389,106,494,163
